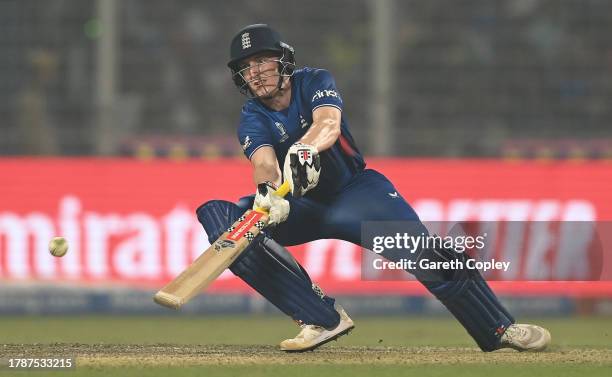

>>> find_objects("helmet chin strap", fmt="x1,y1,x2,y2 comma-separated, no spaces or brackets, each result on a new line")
276,73,285,91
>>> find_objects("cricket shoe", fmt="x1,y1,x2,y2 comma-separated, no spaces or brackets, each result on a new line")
279,305,354,352
499,323,551,352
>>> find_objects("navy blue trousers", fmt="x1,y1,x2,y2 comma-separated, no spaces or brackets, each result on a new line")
238,169,421,245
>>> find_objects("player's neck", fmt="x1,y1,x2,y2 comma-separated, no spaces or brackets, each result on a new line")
258,80,292,111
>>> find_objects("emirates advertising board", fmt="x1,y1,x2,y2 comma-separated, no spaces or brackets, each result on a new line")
1,158,611,297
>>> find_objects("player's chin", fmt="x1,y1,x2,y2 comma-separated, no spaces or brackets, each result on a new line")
253,86,280,99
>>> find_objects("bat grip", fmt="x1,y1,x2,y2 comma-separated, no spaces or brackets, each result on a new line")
254,181,291,214
274,181,291,198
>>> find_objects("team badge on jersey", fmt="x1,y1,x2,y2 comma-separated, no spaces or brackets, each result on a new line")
275,122,289,142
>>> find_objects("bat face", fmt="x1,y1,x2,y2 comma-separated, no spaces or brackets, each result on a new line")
153,209,269,309
213,239,236,253
153,181,290,310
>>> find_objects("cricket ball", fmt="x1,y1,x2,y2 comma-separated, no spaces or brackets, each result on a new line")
49,237,69,257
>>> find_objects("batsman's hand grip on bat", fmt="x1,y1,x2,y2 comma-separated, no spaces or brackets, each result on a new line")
253,181,291,225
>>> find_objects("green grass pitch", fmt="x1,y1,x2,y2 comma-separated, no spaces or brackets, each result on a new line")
0,315,610,376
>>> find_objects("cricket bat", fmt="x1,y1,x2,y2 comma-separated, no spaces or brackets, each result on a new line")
154,181,291,309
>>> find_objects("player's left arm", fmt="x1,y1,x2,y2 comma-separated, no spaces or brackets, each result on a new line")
299,106,341,152
284,108,338,197
283,69,343,197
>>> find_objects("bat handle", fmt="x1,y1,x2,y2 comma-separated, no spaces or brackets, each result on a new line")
254,181,291,214
274,181,291,198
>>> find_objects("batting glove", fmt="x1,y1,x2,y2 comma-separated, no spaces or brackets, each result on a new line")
283,142,321,198
253,182,290,225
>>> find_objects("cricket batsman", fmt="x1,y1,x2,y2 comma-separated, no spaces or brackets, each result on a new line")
196,24,551,352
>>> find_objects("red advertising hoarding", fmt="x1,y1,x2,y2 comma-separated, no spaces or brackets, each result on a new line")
0,158,611,296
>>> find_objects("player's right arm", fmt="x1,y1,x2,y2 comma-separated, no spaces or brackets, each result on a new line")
249,146,288,224
250,146,282,188
239,114,288,225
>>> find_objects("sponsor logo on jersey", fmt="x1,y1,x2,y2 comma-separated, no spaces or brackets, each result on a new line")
241,32,251,49
275,122,289,143
388,192,399,198
299,115,310,129
241,135,252,151
312,89,340,102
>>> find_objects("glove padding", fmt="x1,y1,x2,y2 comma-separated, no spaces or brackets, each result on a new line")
253,182,290,225
283,142,321,198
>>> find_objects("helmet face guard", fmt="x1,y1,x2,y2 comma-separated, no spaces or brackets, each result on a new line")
227,24,296,98
229,44,295,98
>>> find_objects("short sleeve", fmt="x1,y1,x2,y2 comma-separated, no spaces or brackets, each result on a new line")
303,69,343,112
237,109,273,160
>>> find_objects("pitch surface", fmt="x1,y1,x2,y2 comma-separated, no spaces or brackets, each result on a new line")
1,316,610,376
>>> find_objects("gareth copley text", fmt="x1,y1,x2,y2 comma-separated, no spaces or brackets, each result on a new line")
372,258,511,273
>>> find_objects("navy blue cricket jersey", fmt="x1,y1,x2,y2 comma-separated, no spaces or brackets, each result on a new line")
238,67,366,199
